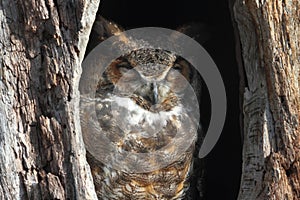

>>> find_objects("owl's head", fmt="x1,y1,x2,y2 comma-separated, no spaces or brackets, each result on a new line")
105,48,193,112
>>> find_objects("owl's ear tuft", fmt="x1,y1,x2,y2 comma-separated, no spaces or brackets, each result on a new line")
93,16,124,41
176,23,211,45
86,16,124,56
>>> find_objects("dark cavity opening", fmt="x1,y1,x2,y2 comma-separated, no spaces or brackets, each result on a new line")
89,0,242,199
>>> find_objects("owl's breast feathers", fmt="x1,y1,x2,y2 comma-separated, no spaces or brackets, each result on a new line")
88,143,194,200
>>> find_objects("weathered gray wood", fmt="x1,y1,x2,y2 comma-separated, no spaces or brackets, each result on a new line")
232,0,300,199
0,0,100,199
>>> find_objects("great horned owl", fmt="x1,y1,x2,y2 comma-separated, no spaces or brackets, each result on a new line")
81,16,204,200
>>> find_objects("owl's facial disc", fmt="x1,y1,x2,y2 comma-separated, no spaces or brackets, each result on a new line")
109,51,193,112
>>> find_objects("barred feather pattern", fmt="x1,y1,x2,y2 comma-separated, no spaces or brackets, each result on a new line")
87,145,194,200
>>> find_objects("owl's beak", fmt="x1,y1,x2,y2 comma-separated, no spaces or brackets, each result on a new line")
152,82,158,105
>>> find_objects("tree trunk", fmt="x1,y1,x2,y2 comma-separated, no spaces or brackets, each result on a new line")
0,0,100,199
232,0,300,199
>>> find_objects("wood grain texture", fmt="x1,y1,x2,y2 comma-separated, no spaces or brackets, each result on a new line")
232,0,300,199
0,0,100,199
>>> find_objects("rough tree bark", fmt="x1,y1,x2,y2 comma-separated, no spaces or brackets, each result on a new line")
232,0,300,199
0,0,100,199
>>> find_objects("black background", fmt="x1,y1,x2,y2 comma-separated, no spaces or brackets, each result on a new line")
97,0,242,199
